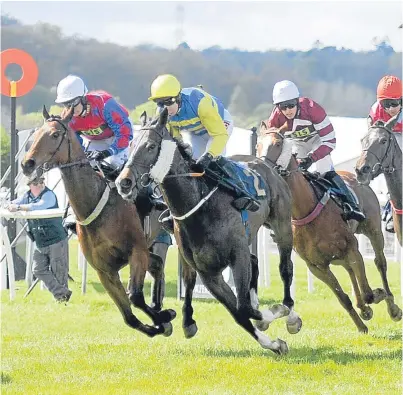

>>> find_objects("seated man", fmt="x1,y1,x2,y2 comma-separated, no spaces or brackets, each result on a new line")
266,79,365,222
148,74,259,232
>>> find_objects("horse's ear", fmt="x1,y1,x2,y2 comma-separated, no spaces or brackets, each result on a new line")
384,113,400,131
62,106,74,124
140,111,148,127
278,121,288,134
42,105,50,120
258,120,269,136
158,107,168,127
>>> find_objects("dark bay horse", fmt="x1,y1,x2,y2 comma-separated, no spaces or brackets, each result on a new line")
115,109,302,355
257,123,402,333
355,116,402,245
21,106,176,337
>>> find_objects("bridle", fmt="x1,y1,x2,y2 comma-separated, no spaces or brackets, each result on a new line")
361,124,399,179
35,116,89,176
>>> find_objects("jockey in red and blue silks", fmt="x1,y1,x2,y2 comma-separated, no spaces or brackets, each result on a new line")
55,75,133,170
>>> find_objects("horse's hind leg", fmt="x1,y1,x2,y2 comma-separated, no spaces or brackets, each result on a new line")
249,253,259,310
148,241,169,312
199,271,288,355
181,254,198,339
307,262,368,333
128,248,176,334
364,226,402,321
96,269,164,337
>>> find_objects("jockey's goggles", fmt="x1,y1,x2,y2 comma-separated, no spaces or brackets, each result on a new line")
278,99,298,111
380,98,402,109
62,97,82,108
156,97,177,107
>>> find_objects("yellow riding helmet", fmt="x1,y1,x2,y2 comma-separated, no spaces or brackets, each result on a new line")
149,74,181,101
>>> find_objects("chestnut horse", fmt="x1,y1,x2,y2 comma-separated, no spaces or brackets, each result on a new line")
21,106,176,337
355,116,402,245
257,123,402,333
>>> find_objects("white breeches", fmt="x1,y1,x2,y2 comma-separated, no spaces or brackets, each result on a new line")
180,109,234,159
292,134,334,175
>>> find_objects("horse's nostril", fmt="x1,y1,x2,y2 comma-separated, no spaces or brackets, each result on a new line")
120,178,132,190
24,159,36,170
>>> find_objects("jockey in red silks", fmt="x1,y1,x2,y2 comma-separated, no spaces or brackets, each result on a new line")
266,79,365,222
368,75,402,233
55,75,133,172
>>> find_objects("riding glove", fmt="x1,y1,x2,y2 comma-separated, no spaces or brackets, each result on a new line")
87,150,112,161
194,152,214,171
298,155,314,171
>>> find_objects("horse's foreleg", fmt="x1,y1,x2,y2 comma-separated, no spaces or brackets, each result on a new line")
249,253,259,310
269,217,303,334
393,212,402,246
199,271,288,355
96,269,163,337
181,254,198,339
128,248,176,334
366,227,402,321
307,262,368,333
341,262,374,321
148,242,169,312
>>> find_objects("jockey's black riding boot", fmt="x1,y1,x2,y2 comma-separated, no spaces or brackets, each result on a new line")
325,171,366,222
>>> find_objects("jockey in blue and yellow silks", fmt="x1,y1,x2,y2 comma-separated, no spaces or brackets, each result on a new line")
149,74,234,170
148,74,260,232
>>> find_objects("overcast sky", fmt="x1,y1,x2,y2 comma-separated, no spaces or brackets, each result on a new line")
2,0,402,52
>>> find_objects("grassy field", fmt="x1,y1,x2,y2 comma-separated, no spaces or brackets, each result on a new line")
1,240,402,395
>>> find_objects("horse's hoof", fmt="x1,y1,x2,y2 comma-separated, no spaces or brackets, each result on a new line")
372,288,387,304
389,305,403,322
359,306,373,321
286,317,302,334
183,323,198,339
270,304,290,318
255,319,270,332
162,322,173,337
159,309,177,323
273,338,289,356
358,324,368,335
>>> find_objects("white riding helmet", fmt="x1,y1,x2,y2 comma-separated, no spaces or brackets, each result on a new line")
273,80,300,104
55,75,88,103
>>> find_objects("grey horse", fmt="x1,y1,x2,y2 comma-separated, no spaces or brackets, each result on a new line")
356,115,402,245
115,109,302,355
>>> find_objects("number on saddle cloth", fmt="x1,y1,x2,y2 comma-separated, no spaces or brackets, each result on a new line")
213,157,266,200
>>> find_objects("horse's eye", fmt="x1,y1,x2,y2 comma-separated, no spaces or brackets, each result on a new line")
380,138,387,145
148,143,156,151
275,142,281,147
52,132,59,139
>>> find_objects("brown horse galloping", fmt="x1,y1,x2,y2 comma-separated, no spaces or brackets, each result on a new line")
257,123,402,333
21,106,176,337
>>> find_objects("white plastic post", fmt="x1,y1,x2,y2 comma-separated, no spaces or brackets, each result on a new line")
25,237,34,286
291,250,296,300
307,267,314,293
81,259,87,294
0,223,15,300
263,228,270,288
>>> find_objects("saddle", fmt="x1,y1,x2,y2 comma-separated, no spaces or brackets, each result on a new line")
205,157,264,212
301,171,349,212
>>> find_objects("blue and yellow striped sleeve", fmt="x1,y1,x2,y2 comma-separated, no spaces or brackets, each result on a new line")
197,96,229,157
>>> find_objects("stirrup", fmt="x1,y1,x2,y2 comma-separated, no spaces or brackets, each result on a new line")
341,204,366,222
232,197,260,212
385,218,395,233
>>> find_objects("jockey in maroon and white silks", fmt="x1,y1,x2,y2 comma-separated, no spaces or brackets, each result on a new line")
265,80,365,222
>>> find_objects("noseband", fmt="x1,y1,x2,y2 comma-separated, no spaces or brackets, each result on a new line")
362,125,398,178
